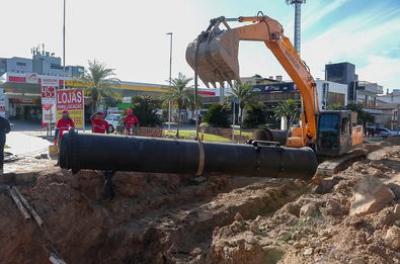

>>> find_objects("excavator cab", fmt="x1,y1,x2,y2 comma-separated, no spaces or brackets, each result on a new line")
317,110,353,157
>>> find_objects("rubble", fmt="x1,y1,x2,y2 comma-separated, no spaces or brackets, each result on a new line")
384,226,400,250
349,175,395,216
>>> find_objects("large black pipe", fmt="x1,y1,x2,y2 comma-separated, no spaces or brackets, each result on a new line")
59,131,318,180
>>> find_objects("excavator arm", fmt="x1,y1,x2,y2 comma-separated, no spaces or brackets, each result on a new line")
186,15,319,147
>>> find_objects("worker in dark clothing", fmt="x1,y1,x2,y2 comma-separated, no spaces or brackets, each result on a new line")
0,116,11,176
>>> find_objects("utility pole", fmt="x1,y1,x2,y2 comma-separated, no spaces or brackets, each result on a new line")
166,32,173,131
63,0,66,89
286,0,306,54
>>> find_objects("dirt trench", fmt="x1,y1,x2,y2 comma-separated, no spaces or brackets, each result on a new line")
0,164,308,264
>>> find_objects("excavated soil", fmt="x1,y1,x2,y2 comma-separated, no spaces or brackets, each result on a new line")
0,164,307,264
2,141,400,264
207,147,400,264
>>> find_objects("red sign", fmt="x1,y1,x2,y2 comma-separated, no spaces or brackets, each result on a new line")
7,76,26,83
197,90,215,96
41,86,56,98
56,89,84,110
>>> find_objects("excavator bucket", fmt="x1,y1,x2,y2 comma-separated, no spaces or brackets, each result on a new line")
186,28,240,88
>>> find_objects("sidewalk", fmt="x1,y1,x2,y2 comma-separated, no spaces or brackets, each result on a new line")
6,132,51,156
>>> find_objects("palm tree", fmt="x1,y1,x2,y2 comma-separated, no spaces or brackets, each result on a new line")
81,60,119,113
162,73,193,137
229,82,255,137
273,99,299,129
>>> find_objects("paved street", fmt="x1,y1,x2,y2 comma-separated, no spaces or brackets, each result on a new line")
6,121,51,157
6,132,51,156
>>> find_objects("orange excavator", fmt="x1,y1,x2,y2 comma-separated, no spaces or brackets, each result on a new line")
186,14,364,173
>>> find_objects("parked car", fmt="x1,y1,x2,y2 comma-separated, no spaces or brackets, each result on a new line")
375,127,398,138
105,114,121,132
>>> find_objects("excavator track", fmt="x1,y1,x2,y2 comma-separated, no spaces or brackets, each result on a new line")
316,148,367,177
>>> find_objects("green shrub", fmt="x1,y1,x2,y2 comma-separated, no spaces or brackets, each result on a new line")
203,104,230,128
132,96,162,127
243,104,267,128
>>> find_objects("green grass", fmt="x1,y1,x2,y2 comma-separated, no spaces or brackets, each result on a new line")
165,130,231,143
233,130,253,137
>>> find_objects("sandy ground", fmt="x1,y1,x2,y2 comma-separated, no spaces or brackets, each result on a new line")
0,140,400,263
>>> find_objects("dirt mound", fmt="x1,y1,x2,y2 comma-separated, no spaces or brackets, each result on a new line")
207,150,400,264
0,165,308,264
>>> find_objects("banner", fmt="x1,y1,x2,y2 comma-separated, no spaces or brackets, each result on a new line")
41,78,58,126
41,78,59,87
56,89,84,129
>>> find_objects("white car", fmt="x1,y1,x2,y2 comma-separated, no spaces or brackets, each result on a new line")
376,127,398,138
105,114,121,131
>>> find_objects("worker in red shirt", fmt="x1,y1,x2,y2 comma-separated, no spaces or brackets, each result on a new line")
90,111,115,199
91,112,113,134
55,110,75,145
123,108,139,135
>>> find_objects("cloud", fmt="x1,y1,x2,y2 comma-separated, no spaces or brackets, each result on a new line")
358,55,400,89
301,10,400,88
302,0,350,30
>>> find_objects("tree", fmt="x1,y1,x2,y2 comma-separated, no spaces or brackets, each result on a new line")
132,96,162,127
203,104,230,128
273,99,299,129
229,82,255,136
81,60,119,113
243,104,267,129
346,103,375,127
326,103,345,110
162,73,193,137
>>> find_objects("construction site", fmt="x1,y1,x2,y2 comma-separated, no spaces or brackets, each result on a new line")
1,1,400,264
3,133,400,264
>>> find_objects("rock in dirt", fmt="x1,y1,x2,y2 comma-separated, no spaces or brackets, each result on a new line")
394,204,400,218
299,201,320,218
374,207,398,228
385,226,400,250
313,176,342,194
325,198,345,216
303,247,313,256
350,176,395,216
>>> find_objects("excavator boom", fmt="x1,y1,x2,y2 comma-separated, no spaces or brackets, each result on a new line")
186,15,319,147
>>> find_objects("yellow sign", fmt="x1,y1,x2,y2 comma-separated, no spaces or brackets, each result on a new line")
56,109,84,129
65,80,167,93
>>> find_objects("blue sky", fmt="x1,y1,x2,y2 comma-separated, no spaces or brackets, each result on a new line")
0,0,399,89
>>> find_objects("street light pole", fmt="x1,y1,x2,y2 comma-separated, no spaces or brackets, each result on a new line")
166,32,173,131
63,0,66,89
